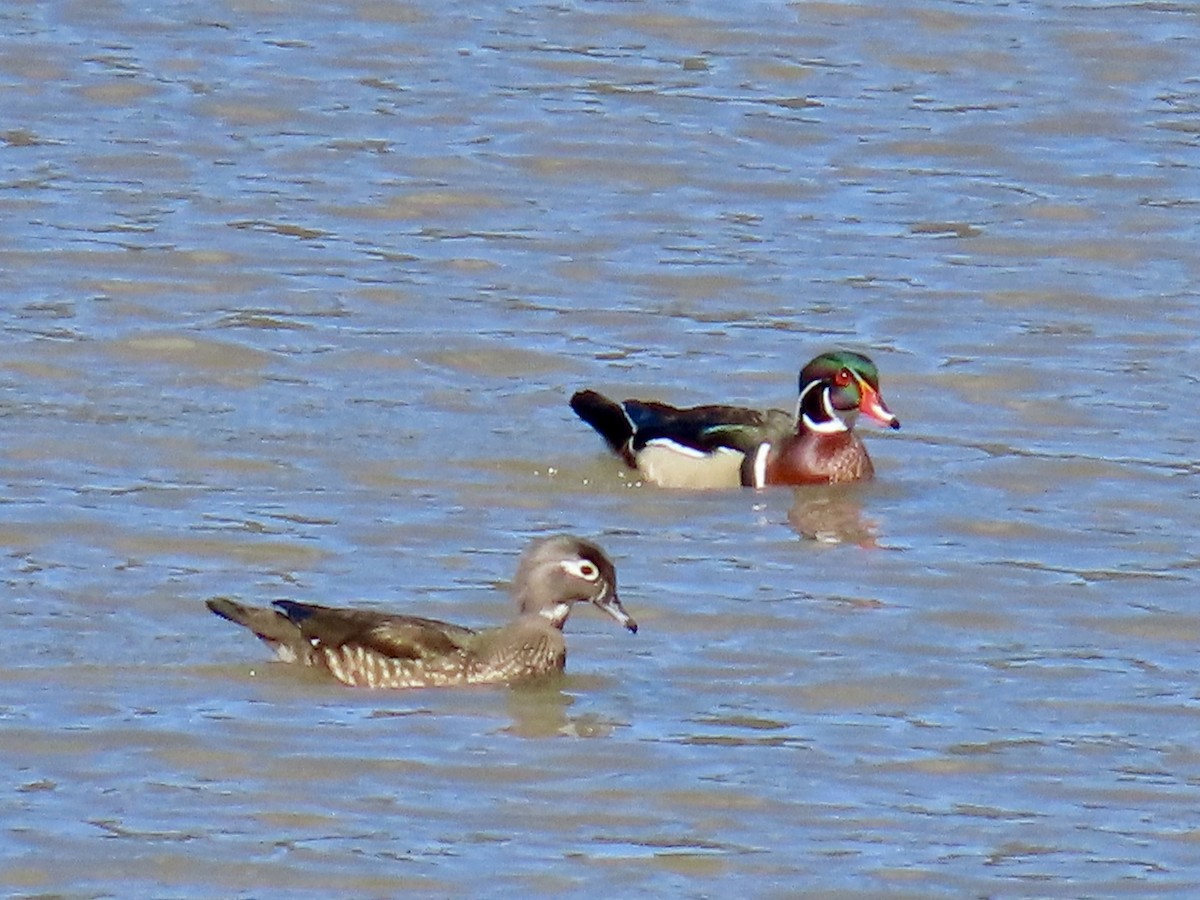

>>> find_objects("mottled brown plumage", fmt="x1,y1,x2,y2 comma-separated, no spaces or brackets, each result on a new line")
206,535,637,689
757,427,875,485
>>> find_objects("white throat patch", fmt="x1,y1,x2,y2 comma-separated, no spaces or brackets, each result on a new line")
798,383,848,434
539,602,572,628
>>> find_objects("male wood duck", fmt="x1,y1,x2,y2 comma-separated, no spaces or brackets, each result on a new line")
570,350,899,489
206,535,637,689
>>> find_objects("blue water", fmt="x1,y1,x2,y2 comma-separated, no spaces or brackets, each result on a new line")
1,0,1199,896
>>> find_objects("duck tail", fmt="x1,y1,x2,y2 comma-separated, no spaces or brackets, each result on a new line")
570,390,635,460
206,597,308,661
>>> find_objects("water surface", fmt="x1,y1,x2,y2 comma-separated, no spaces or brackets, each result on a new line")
2,0,1199,896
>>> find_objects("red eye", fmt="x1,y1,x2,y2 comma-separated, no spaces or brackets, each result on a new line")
563,559,601,581
834,368,852,387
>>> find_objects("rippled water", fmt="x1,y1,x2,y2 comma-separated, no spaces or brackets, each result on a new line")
2,0,1199,896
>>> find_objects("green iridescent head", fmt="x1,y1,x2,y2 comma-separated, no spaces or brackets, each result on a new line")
799,351,899,429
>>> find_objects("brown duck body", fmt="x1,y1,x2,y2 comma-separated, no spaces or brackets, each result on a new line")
756,428,876,486
206,535,637,690
206,599,575,688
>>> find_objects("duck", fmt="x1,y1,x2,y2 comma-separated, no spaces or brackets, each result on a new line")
206,534,637,689
570,350,899,489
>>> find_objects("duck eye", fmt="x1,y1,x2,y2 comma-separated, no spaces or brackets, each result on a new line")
834,368,852,387
562,559,601,581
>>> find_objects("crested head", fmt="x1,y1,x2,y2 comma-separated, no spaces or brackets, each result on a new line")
511,535,637,633
797,351,899,430
800,351,880,397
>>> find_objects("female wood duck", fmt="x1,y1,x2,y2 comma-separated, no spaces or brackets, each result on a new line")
570,350,899,489
206,535,637,689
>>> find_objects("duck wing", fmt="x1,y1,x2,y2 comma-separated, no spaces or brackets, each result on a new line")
272,601,478,661
626,401,791,455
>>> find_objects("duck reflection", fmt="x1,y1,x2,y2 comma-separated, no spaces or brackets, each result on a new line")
786,490,879,547
503,678,621,739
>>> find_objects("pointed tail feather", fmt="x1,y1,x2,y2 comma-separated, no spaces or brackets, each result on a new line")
206,597,308,660
570,390,635,459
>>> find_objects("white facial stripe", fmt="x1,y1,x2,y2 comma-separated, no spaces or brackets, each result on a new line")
801,386,848,433
794,378,820,421
822,384,838,418
798,379,822,402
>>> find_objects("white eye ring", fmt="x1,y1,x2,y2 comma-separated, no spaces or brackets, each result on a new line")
560,559,601,581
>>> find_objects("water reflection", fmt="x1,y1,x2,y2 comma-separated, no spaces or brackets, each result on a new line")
503,679,622,740
786,490,878,547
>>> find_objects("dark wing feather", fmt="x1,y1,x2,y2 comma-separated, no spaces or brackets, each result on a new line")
703,407,794,450
273,601,478,661
364,616,478,660
625,401,785,454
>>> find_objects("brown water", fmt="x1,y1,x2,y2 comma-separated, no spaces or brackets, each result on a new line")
2,0,1199,896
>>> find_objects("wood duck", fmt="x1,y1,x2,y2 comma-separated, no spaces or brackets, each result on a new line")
570,350,899,489
206,535,637,689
